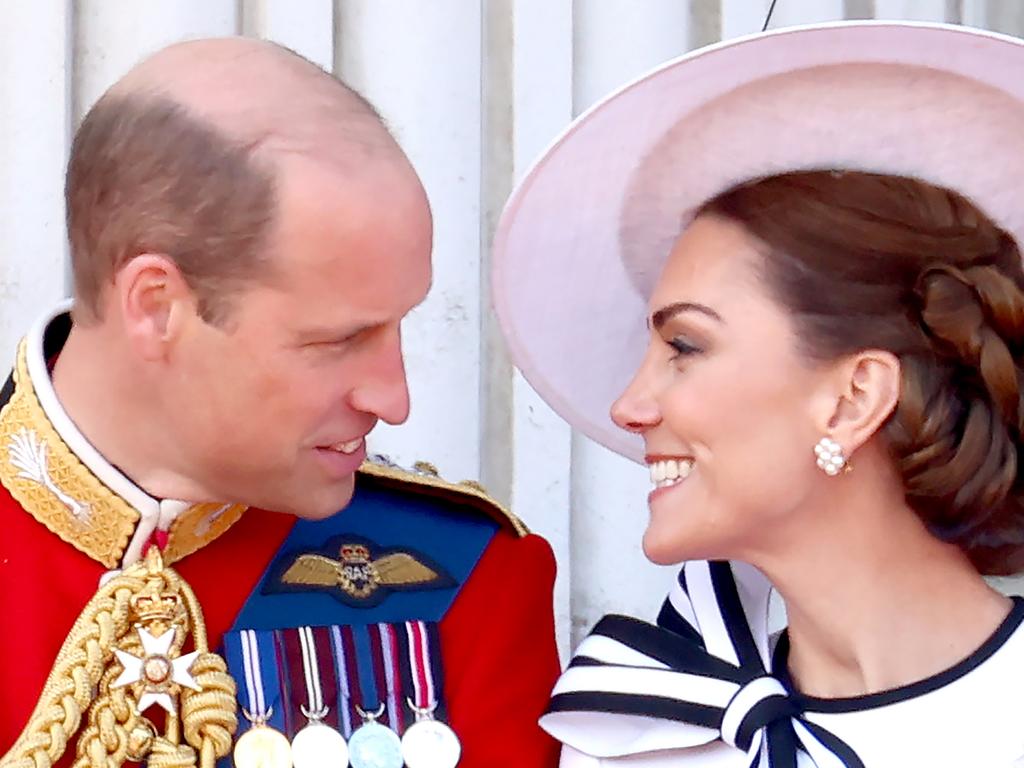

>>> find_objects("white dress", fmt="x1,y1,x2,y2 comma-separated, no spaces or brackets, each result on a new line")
543,561,1024,768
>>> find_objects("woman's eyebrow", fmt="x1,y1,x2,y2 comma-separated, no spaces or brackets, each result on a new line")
649,301,724,330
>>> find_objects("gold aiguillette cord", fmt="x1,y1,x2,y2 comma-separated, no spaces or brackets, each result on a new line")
1,547,237,768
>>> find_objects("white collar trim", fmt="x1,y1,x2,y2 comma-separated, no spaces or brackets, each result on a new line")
27,302,194,567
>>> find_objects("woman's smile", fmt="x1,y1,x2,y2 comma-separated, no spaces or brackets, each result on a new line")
646,456,695,502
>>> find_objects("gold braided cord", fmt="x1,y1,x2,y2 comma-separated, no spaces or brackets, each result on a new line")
71,568,236,768
1,553,237,768
1,573,143,768
176,575,236,767
146,739,197,768
180,655,236,766
73,629,157,768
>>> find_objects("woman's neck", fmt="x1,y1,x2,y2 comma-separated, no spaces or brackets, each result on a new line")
747,469,1011,699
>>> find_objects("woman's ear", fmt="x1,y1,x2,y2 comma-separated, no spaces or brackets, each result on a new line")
814,350,901,455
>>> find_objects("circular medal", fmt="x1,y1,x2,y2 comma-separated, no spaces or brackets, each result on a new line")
292,721,350,768
401,718,462,768
348,721,403,768
233,724,293,768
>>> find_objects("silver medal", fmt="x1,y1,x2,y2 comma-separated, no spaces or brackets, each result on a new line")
349,704,403,768
401,717,461,768
289,627,350,767
292,721,350,768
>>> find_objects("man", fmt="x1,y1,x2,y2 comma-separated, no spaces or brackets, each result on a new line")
0,38,560,768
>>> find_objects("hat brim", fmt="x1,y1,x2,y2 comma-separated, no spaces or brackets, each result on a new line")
492,21,1024,463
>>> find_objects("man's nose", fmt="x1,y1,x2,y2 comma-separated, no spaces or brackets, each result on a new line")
348,330,411,425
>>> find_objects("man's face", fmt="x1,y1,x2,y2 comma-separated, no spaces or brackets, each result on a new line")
164,153,432,518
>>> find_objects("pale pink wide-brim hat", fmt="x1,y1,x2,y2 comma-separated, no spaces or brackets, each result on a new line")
492,21,1024,464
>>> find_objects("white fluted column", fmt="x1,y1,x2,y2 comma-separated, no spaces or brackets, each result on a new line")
243,0,334,70
962,0,1024,33
569,0,692,650
721,0,775,39
508,0,576,660
764,0,846,27
0,2,72,362
74,0,239,118
335,1,486,484
874,0,951,20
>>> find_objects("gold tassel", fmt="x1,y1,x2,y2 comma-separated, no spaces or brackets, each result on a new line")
1,548,237,768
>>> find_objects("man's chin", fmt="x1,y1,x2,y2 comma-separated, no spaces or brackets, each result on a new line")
287,477,358,521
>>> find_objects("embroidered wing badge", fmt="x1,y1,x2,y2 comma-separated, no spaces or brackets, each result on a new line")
268,536,456,608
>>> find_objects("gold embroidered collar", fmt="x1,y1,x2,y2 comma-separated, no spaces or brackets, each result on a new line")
0,305,246,569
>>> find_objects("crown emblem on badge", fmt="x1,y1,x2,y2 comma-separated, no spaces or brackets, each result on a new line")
130,568,187,626
340,543,371,563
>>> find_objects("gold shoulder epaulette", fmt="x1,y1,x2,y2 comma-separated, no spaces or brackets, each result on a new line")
358,458,530,537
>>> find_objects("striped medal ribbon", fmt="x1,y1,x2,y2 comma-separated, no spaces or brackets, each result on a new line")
290,625,350,768
231,629,292,768
400,620,461,768
344,625,404,768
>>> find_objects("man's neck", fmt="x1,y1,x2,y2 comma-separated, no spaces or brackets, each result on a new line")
50,327,206,502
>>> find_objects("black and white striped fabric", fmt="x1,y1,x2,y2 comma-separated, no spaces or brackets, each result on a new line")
541,560,864,767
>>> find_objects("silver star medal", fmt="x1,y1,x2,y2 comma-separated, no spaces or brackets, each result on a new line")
111,626,201,714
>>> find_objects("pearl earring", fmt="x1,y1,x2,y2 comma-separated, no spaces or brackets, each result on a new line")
814,437,847,476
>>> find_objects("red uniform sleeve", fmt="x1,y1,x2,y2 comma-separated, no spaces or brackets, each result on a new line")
0,492,105,756
440,530,562,768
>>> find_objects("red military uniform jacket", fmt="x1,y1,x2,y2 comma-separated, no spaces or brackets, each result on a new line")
0,308,561,767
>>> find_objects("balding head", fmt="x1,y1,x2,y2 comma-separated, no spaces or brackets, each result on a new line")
67,37,408,324
111,37,393,164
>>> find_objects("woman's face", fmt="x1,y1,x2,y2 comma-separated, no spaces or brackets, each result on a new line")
612,214,834,565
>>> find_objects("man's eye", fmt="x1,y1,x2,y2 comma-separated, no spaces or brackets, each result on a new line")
327,329,367,346
305,335,356,351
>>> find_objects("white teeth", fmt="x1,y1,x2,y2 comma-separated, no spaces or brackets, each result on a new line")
332,438,364,455
648,458,694,489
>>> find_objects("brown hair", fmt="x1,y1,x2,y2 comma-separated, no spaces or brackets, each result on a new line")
700,170,1024,575
65,95,277,326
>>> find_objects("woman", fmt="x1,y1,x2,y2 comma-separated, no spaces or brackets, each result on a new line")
492,22,1024,768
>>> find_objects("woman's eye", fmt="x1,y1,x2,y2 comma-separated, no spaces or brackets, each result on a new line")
667,337,701,360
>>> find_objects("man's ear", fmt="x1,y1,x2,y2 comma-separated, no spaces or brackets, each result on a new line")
114,254,196,361
811,349,901,456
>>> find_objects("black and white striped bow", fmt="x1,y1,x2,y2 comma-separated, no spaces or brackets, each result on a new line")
541,560,864,767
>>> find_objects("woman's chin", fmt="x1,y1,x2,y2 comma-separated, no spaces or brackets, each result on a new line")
642,521,731,565
641,531,691,566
